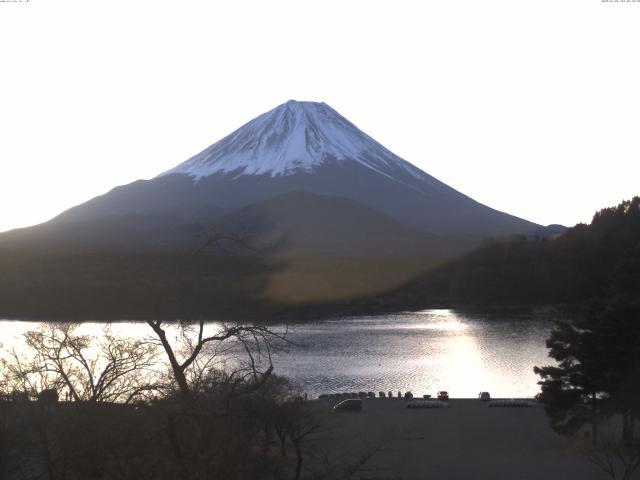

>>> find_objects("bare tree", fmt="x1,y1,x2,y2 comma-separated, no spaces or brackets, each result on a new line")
282,400,329,480
587,436,640,480
145,320,286,401
192,227,255,256
1,347,59,401
1,323,161,403
145,227,288,401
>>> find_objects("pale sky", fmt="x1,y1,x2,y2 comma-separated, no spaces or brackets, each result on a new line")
1,0,638,233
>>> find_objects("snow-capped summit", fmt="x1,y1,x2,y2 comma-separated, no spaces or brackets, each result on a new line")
160,100,424,181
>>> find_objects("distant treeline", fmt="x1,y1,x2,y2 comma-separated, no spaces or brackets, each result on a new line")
392,197,640,308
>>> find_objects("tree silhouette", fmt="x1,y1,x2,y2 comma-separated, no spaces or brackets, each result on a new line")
535,300,640,448
146,320,283,401
2,323,161,403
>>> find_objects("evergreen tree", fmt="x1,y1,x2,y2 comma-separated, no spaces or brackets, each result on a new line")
535,300,640,446
534,319,609,445
588,301,640,445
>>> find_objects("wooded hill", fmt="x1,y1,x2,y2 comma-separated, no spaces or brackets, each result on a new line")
390,197,640,309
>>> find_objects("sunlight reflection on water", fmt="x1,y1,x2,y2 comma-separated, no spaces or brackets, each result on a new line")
0,309,555,398
272,309,555,398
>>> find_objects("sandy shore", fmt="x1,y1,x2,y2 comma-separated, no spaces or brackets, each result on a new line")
310,398,605,480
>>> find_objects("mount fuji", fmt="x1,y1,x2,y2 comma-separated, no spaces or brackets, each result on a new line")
2,100,540,254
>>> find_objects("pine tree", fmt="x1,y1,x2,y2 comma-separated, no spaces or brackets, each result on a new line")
534,319,609,446
535,300,640,446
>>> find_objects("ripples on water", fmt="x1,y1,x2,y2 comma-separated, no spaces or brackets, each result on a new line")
0,309,555,399
270,309,554,398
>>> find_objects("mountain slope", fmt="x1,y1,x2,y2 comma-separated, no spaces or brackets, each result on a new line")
40,100,539,245
0,101,540,252
214,190,440,256
0,100,558,318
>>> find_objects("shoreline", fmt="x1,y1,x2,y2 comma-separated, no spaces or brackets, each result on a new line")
0,302,574,324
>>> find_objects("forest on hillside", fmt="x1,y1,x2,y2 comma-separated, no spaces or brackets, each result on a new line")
391,197,640,309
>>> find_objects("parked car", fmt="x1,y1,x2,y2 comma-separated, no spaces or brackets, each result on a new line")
436,391,449,401
333,398,363,412
478,391,491,401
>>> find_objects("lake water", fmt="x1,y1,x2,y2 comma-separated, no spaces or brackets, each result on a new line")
0,309,556,398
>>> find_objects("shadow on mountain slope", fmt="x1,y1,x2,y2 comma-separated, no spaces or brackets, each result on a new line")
1,192,583,321
0,191,488,320
0,249,288,321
